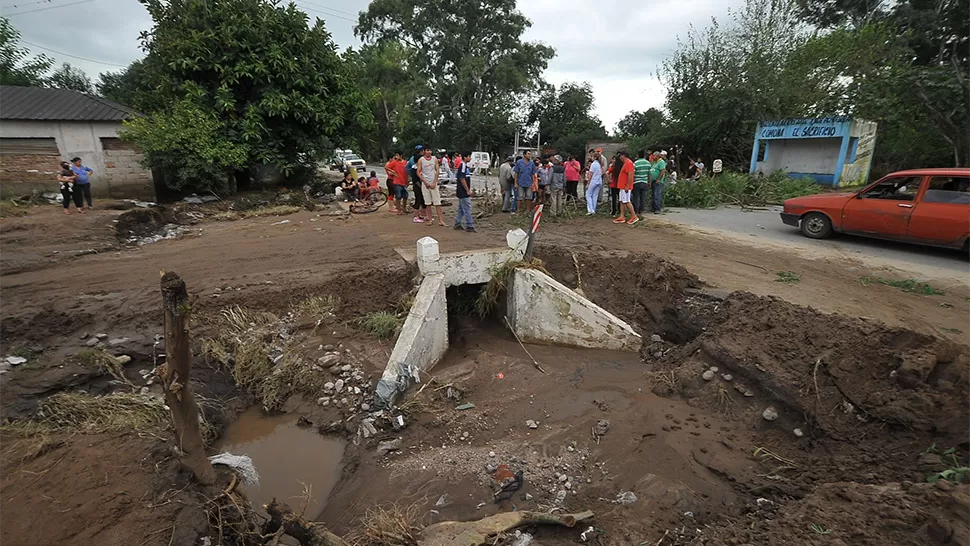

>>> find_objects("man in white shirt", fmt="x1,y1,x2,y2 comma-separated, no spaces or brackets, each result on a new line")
585,156,603,215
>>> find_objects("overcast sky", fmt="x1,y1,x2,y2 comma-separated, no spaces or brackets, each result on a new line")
4,0,741,132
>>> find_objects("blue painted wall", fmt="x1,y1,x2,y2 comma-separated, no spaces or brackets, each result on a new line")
750,116,854,186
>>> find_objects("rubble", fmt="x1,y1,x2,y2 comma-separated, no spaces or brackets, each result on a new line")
762,406,779,421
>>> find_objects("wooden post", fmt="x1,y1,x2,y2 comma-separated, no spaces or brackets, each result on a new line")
159,271,216,485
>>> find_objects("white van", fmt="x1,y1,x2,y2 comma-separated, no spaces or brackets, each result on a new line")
468,151,491,174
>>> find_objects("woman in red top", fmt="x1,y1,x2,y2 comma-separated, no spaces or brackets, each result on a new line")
564,155,581,202
612,150,639,225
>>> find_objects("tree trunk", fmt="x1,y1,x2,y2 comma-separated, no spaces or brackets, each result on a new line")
264,500,349,546
159,271,216,485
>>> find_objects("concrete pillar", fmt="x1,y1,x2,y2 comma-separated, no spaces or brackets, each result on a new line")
416,236,440,272
506,229,528,253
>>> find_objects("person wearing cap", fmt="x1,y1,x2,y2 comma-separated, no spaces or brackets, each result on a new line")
499,155,515,212
651,150,668,214
407,145,427,223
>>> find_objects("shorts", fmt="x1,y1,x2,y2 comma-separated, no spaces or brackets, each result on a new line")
394,184,409,200
619,189,632,203
421,184,442,206
518,186,535,200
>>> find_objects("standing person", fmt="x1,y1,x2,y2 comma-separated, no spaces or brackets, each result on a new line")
70,157,93,210
607,153,621,216
390,152,409,214
57,161,77,214
651,151,668,214
384,156,398,213
417,146,445,226
537,158,551,206
499,156,515,213
613,150,638,225
440,152,452,183
407,145,426,223
549,155,566,215
564,155,581,203
453,151,476,232
632,150,651,215
584,152,603,215
596,148,609,205
512,150,538,215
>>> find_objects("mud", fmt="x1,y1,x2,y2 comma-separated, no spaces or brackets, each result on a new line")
1,201,968,546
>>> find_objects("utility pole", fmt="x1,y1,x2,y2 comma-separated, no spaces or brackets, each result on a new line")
514,129,520,156
536,121,541,156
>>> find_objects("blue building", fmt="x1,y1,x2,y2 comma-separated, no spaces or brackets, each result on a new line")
749,116,878,187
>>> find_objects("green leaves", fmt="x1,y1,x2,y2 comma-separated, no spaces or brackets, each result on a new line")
0,17,54,87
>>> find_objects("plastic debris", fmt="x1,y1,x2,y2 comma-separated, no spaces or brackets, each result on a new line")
455,402,476,411
208,452,260,487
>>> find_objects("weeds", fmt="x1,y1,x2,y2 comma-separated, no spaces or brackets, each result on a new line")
211,204,303,221
357,312,403,340
775,271,801,284
1,392,168,437
76,348,136,389
665,172,821,209
475,258,549,317
715,384,735,416
860,276,944,295
352,502,423,546
293,295,339,322
809,523,832,535
926,446,970,484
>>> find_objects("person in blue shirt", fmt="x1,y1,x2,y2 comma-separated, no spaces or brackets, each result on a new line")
70,157,94,211
512,150,538,215
453,151,476,232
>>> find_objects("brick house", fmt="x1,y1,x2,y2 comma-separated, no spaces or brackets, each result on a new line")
0,85,153,198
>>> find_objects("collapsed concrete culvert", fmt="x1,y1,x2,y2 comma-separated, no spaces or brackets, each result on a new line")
375,233,644,407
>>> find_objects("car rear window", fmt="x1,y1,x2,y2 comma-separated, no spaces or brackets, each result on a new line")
923,176,970,204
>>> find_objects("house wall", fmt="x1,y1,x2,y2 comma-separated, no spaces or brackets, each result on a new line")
0,119,154,199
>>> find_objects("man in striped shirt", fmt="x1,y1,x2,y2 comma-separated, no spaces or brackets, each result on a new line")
632,150,652,216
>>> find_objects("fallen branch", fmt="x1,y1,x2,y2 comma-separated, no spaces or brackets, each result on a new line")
419,509,594,546
264,499,349,546
734,260,768,274
503,316,545,374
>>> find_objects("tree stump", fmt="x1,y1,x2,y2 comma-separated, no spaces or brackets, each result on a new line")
159,271,216,485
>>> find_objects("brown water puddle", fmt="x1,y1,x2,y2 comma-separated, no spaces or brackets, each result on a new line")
213,407,346,517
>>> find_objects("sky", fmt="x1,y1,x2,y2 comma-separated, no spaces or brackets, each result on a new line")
3,0,741,132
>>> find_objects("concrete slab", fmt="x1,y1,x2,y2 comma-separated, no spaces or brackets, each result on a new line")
374,273,448,407
507,268,642,352
415,229,527,287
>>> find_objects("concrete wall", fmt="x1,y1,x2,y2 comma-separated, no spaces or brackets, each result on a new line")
841,119,879,186
415,230,527,286
757,138,841,175
374,274,448,407
508,267,642,352
0,119,153,198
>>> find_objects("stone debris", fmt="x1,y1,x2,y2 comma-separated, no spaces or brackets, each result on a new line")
376,438,402,456
594,419,610,436
318,353,341,366
435,494,448,507
650,334,663,343
555,489,567,503
762,406,779,421
85,337,100,347
525,419,538,429
96,334,108,340
615,491,637,504
5,356,27,366
511,530,534,546
793,428,804,437
721,373,733,381
702,370,715,381
360,419,378,438
107,337,130,347
334,379,345,393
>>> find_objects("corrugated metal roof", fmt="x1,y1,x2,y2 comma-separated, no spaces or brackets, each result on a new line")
0,85,137,121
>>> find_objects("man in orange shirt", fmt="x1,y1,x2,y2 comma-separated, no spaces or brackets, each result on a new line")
384,155,399,212
388,151,409,214
612,150,639,225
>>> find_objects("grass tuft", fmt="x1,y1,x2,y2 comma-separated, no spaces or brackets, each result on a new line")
351,502,423,546
475,258,549,317
211,204,303,222
775,271,801,284
1,392,168,437
860,276,944,295
293,295,339,321
357,311,404,340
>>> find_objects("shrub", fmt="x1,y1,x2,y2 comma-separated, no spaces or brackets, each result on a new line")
665,171,821,208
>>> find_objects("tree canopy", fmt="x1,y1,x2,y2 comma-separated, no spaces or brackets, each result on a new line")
0,17,53,87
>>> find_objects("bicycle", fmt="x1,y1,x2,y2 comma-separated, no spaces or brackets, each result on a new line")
348,187,389,214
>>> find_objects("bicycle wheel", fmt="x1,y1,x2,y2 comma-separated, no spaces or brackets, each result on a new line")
349,190,388,214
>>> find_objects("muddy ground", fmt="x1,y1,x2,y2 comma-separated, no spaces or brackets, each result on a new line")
1,197,968,546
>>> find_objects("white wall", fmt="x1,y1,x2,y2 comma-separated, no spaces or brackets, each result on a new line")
0,119,125,173
758,138,840,174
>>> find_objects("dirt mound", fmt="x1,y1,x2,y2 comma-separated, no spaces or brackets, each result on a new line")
115,207,175,239
712,481,970,545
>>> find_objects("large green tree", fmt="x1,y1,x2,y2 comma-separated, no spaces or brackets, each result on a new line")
615,108,666,139
356,0,554,151
49,62,94,94
0,17,53,87
135,0,368,186
526,82,607,159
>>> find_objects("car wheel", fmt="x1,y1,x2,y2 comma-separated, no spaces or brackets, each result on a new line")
800,212,833,239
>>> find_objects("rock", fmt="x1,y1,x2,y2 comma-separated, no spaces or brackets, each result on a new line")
511,530,534,546
360,419,377,438
594,419,610,436
709,366,719,373
721,373,733,381
5,356,27,366
616,491,637,504
340,397,349,406
317,397,330,406
323,344,335,351
525,419,538,429
79,332,89,339
485,462,498,473
324,381,335,391
558,474,568,483
564,481,572,490
85,337,100,347
555,490,567,503
318,353,341,366
340,364,352,372
793,428,804,437
329,365,341,374
702,370,715,381
376,438,402,456
334,379,345,393
653,351,663,358
523,493,533,501
361,403,370,411
650,334,663,343
353,387,361,395
435,494,448,507
96,333,108,340
140,387,150,395
488,451,496,458
762,406,779,421
107,337,130,347
567,445,575,452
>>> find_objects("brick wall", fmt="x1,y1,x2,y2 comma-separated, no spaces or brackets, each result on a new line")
101,138,153,199
0,154,62,198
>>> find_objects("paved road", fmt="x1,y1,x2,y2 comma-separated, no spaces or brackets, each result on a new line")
658,205,969,280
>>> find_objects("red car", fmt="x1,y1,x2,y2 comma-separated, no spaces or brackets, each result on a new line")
781,168,970,251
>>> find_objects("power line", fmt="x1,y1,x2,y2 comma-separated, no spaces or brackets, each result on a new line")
3,0,68,10
3,0,96,16
20,38,129,67
297,0,356,17
295,2,356,23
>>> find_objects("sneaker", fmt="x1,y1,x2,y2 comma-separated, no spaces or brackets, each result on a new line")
612,217,626,224
453,224,463,230
465,227,477,233
627,217,640,225
586,212,595,216
413,217,424,223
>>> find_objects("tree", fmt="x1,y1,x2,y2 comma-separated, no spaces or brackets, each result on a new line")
616,108,666,139
49,62,94,94
526,82,607,158
356,0,554,151
136,0,367,183
795,0,887,28
96,60,163,111
120,99,250,194
0,17,53,87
